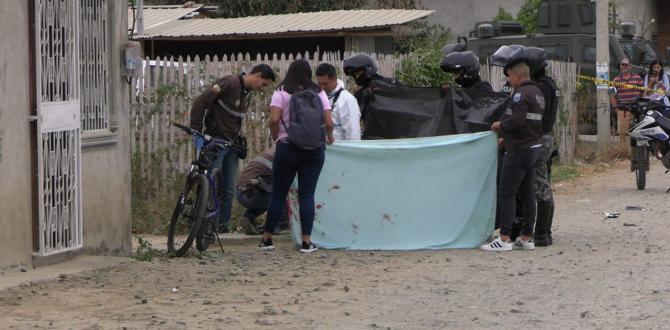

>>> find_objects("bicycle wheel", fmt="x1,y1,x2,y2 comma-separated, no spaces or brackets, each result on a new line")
167,172,209,256
196,169,220,252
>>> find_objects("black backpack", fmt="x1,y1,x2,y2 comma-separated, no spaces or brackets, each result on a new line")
535,76,560,134
281,89,325,149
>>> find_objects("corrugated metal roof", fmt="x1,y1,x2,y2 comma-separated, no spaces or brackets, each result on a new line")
128,5,204,32
138,9,434,40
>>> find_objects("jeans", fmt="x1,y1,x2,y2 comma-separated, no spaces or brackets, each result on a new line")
498,147,540,237
211,146,239,230
265,142,325,236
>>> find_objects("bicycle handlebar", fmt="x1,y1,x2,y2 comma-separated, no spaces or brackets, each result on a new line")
616,97,670,113
171,122,232,148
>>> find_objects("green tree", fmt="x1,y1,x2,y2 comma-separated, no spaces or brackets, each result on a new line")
394,22,454,87
516,0,542,33
493,7,515,22
395,46,453,87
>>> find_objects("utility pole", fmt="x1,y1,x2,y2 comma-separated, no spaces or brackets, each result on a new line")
596,0,610,148
137,0,145,36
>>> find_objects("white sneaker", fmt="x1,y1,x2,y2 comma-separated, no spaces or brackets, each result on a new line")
480,237,513,251
513,237,535,250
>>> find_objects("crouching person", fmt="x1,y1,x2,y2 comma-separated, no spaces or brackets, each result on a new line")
236,147,288,235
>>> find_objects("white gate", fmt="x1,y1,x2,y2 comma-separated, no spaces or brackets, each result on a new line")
34,0,83,256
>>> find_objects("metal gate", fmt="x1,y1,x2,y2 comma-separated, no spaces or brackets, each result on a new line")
34,0,83,256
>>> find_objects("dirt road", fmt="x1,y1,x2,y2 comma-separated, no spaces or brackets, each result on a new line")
1,161,669,329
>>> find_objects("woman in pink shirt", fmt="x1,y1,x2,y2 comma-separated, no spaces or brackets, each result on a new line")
259,59,334,253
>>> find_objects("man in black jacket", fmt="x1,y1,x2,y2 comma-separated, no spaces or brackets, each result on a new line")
482,60,545,251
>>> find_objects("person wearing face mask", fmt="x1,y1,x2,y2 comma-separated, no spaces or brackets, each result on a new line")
610,58,643,157
439,46,491,92
343,54,400,132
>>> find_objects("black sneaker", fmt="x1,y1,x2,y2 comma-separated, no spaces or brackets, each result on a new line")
258,238,274,250
299,241,318,253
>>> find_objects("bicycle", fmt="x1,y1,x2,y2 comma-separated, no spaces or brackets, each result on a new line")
167,122,235,257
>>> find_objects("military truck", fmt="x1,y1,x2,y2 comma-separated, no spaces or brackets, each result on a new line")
463,0,662,134
464,0,661,76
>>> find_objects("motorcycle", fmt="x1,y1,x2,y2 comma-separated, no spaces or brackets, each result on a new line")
624,96,670,191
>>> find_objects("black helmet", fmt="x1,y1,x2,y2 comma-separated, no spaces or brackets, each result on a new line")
440,51,481,87
522,47,548,75
343,54,378,86
490,45,524,67
491,45,548,76
441,42,467,56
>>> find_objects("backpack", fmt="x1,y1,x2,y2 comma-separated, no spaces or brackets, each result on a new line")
535,76,560,134
281,88,325,149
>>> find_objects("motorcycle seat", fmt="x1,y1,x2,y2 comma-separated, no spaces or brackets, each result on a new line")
657,114,670,131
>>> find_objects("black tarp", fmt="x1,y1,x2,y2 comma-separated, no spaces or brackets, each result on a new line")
362,80,510,139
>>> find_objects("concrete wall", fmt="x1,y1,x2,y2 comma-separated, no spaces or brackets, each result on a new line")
0,1,132,270
80,0,132,256
420,0,527,38
614,0,656,40
0,1,34,270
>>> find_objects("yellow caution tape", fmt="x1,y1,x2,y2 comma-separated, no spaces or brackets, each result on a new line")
577,74,665,94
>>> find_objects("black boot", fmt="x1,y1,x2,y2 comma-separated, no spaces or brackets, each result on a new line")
534,199,553,246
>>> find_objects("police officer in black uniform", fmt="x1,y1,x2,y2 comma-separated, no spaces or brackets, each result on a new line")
481,58,545,251
530,57,560,247
343,53,400,131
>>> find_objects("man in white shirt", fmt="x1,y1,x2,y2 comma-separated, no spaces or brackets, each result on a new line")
316,63,362,140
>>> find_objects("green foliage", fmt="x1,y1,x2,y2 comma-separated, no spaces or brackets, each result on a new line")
516,0,542,33
393,22,453,88
488,0,541,34
552,165,581,183
396,47,453,88
493,7,515,22
132,236,162,262
394,22,452,54
131,151,186,235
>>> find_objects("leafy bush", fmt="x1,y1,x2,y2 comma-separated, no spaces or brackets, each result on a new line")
395,47,453,88
394,23,454,87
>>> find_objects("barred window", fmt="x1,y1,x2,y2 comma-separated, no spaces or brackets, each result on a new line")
80,0,110,131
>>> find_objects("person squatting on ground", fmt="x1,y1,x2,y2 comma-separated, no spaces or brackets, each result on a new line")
315,63,362,141
189,64,276,233
235,146,289,235
483,60,545,252
259,59,335,253
610,58,643,158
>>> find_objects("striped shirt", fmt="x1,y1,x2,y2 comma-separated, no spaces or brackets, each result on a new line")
613,73,643,105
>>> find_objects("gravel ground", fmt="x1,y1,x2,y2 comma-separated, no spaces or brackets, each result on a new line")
1,160,669,329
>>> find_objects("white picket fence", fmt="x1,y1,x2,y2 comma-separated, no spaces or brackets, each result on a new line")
129,52,578,194
129,51,406,194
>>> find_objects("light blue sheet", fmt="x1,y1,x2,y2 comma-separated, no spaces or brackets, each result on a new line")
288,131,498,250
